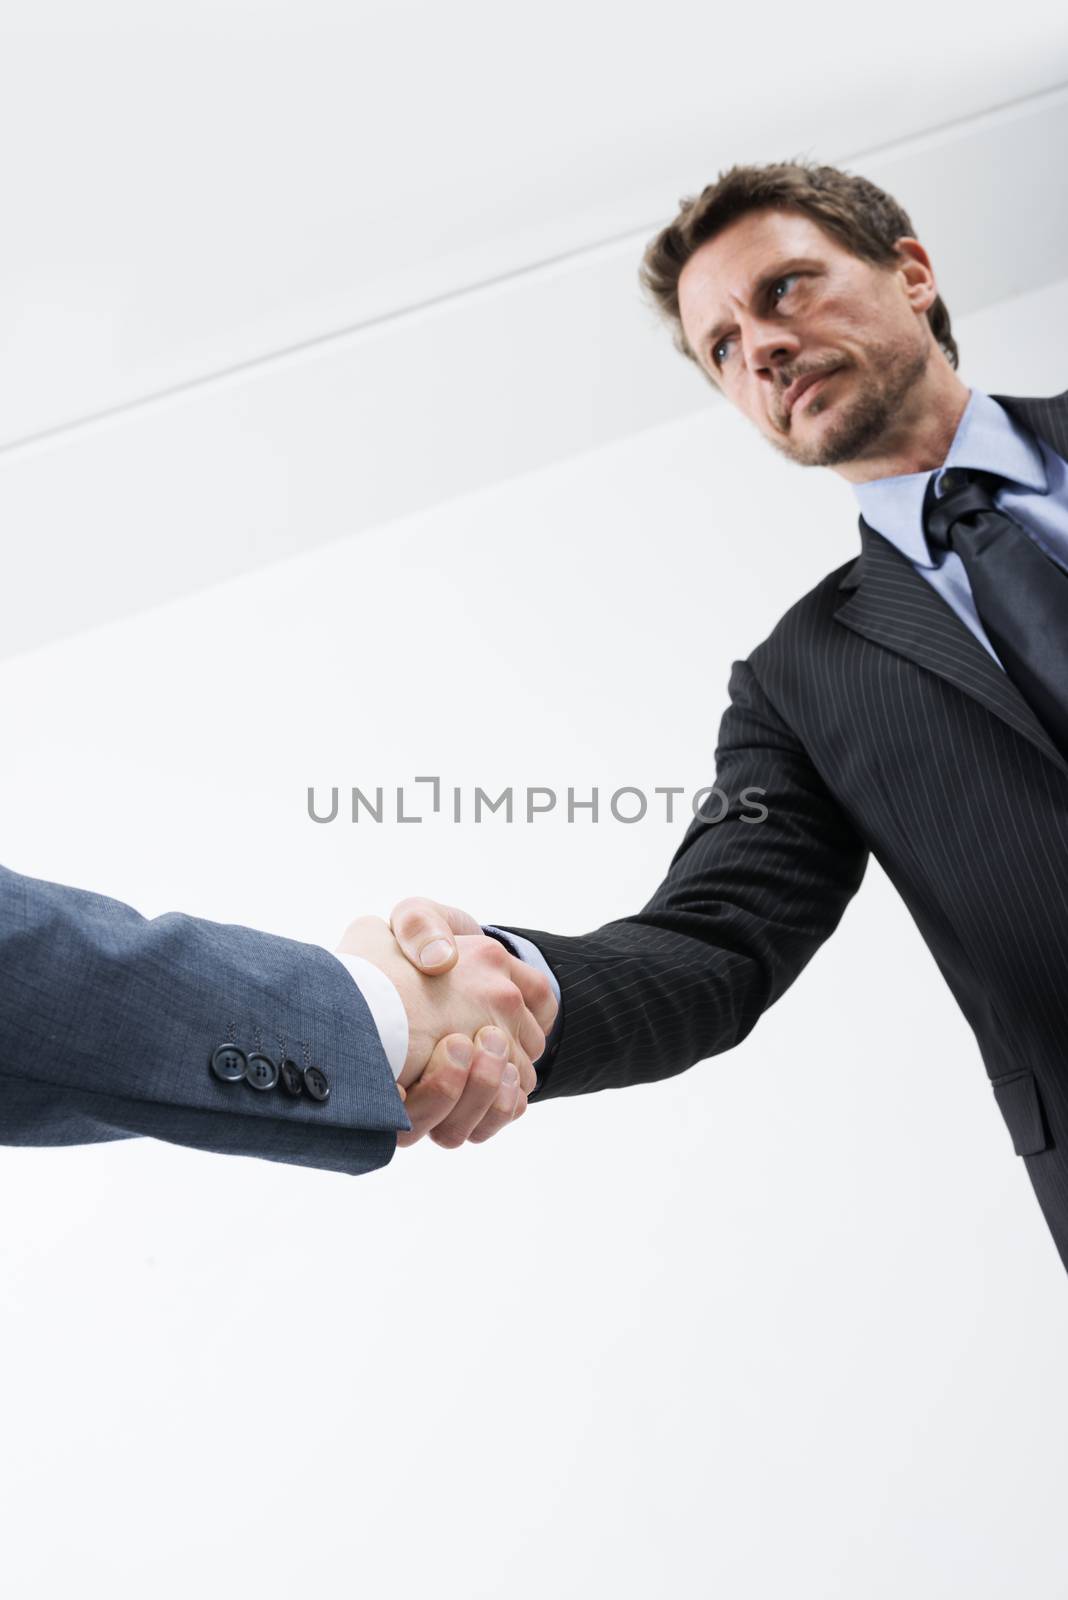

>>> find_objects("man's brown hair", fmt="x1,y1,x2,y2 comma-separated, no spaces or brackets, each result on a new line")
639,158,959,378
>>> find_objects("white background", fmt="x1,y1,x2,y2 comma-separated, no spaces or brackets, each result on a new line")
2,5,1068,1596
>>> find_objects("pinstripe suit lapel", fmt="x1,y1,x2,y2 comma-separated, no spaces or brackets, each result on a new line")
835,522,1068,774
833,386,1068,778
991,388,1068,459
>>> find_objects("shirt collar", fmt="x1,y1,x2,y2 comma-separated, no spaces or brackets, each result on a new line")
852,387,1049,568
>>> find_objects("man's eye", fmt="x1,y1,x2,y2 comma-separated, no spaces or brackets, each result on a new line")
712,275,800,367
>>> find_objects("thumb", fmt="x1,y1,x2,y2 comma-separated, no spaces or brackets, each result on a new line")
389,895,482,974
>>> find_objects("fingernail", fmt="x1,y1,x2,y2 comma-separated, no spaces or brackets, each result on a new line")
481,1028,508,1057
447,1037,473,1067
502,1063,519,1087
420,938,453,968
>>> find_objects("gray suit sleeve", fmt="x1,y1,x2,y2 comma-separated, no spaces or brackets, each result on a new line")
0,863,411,1175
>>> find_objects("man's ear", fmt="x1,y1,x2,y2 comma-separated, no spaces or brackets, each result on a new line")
893,237,938,314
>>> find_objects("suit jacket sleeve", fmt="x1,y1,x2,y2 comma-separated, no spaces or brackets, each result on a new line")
0,863,411,1175
499,656,870,1102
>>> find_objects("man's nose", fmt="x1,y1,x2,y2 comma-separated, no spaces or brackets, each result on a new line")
743,317,801,376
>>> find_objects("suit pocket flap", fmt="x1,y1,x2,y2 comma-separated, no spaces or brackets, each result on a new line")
991,1070,1050,1157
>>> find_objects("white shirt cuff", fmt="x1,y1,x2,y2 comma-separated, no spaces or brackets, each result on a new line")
329,950,409,1080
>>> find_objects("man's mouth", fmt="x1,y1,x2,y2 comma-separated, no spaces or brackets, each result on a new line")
784,367,843,418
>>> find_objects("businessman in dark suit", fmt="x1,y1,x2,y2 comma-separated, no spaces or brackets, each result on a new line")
387,158,1068,1276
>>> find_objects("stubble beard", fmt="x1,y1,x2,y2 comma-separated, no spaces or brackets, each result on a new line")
767,331,932,470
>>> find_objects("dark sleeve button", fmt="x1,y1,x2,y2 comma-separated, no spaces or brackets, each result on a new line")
245,1053,281,1092
303,1066,331,1102
210,1044,248,1083
280,1058,304,1096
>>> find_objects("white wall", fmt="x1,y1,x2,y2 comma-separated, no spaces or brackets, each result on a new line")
2,274,1067,1599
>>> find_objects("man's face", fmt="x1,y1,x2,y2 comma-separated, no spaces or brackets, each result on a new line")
676,207,934,471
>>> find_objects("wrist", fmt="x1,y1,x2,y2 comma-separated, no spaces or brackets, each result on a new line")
331,950,409,1080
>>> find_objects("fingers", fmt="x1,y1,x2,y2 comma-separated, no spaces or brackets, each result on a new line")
444,1025,528,1145
384,910,546,1094
487,958,544,1080
397,1033,474,1146
505,954,559,1044
428,1026,522,1149
395,1028,526,1150
445,934,540,1084
390,896,483,974
387,903,554,1072
465,1080,529,1146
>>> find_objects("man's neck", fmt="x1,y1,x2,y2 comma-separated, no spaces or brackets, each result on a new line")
834,370,972,485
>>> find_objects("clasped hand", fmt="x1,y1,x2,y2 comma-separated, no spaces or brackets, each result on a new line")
336,899,556,1150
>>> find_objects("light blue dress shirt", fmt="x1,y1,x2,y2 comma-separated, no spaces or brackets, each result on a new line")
853,386,1068,666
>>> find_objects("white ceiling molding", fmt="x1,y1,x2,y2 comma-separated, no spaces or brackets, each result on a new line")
1,77,1066,659
1,0,1066,446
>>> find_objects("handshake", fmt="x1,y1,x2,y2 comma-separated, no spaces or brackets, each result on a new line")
337,897,558,1152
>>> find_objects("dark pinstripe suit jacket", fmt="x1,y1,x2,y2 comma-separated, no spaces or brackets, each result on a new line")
506,386,1068,1274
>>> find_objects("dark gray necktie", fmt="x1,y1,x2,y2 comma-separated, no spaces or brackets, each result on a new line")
923,466,1068,756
